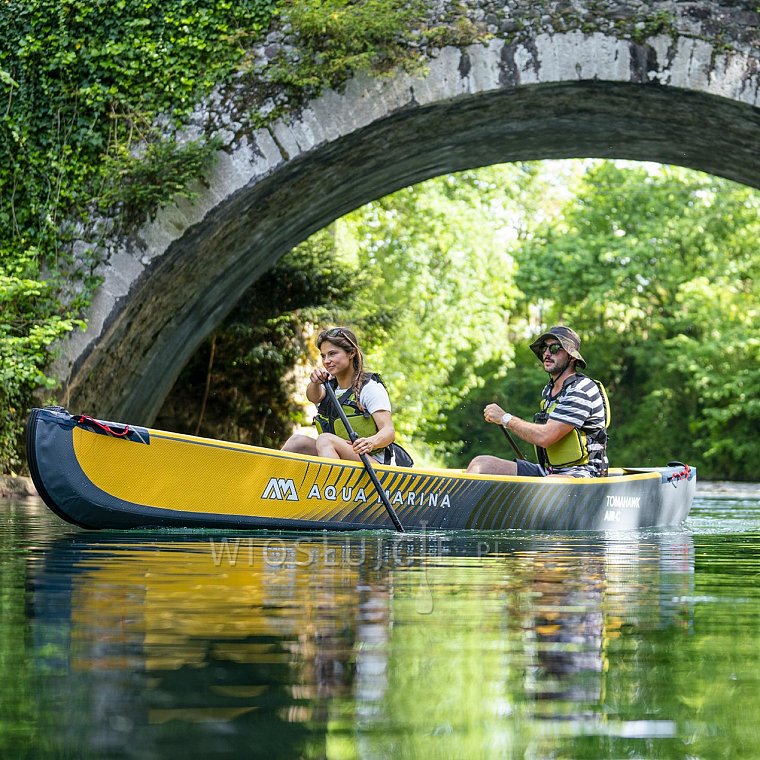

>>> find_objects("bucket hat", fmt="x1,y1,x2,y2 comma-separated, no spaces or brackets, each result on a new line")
529,325,587,368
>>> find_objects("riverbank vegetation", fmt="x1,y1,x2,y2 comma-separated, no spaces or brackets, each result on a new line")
0,0,277,470
2,1,759,480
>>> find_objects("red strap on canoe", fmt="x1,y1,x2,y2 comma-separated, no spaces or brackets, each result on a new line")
76,414,130,438
668,463,690,486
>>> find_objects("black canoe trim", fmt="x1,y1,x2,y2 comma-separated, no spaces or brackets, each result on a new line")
26,408,93,528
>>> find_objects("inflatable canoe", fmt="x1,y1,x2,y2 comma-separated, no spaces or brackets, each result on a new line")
26,407,696,531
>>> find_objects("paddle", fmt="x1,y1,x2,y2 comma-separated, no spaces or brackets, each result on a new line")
322,381,405,533
501,425,524,460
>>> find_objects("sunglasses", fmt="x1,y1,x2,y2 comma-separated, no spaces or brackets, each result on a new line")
540,342,563,355
319,328,359,350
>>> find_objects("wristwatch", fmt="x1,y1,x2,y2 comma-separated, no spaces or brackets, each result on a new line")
501,413,512,427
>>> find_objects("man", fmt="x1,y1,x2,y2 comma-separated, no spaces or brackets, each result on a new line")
467,325,609,478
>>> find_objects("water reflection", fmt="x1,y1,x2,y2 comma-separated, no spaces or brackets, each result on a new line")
21,523,701,758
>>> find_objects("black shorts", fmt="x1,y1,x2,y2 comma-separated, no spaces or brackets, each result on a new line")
516,459,548,477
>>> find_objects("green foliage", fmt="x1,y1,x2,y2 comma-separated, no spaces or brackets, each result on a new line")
343,166,535,458
0,0,277,473
98,137,224,226
1,0,276,248
270,0,427,91
425,15,484,48
0,275,86,470
435,346,540,465
629,10,677,43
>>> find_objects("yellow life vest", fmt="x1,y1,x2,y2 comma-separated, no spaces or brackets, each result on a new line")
534,376,610,468
314,376,383,452
313,375,414,467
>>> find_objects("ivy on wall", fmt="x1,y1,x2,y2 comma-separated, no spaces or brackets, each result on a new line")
0,0,277,470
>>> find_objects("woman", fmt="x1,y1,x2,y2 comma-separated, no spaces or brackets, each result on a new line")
281,327,396,463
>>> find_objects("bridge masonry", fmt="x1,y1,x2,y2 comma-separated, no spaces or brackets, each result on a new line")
53,0,760,423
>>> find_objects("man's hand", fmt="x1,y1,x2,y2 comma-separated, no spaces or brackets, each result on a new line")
483,403,507,425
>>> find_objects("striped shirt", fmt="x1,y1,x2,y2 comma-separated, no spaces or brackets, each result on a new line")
541,374,609,477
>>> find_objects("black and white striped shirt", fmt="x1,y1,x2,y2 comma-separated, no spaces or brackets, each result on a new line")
542,374,609,477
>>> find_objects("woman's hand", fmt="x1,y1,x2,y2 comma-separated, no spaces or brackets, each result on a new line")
352,436,377,456
309,367,331,384
306,368,331,404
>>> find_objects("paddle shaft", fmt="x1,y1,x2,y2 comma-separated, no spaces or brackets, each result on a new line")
322,381,404,532
501,425,524,459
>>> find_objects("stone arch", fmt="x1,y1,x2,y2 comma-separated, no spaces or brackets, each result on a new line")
56,26,760,422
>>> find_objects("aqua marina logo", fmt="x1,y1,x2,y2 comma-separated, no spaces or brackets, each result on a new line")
262,477,299,501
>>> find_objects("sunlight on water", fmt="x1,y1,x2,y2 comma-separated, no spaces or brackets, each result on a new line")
2,494,760,758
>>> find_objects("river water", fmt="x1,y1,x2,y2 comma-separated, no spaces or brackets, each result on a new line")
2,490,759,759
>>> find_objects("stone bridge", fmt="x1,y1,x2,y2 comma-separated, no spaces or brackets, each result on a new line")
55,0,760,423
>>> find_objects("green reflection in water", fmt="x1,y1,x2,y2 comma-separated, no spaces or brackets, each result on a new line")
351,537,692,759
1,502,40,755
1,496,759,758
